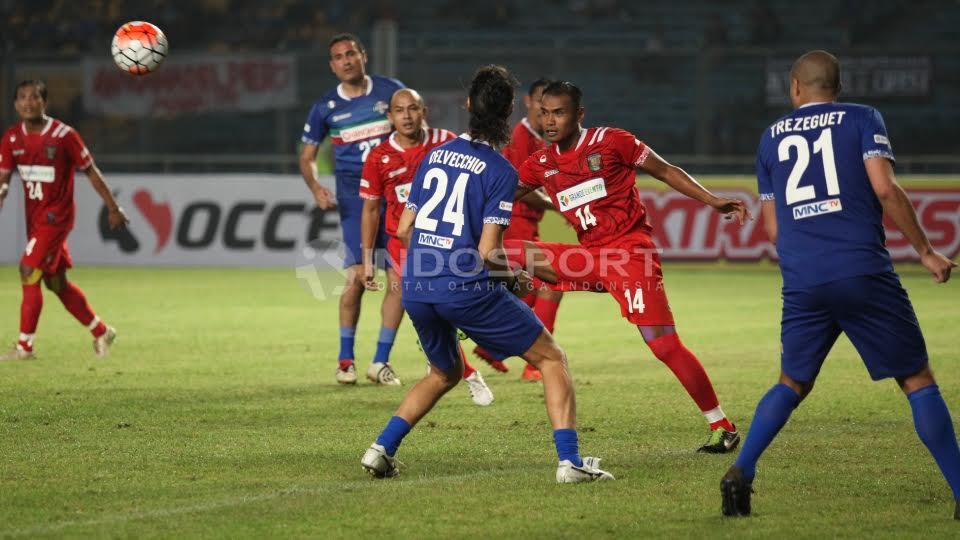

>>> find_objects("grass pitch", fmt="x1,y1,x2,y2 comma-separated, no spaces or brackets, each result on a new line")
0,263,957,538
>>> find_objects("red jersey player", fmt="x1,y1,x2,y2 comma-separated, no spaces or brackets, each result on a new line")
0,80,127,360
510,81,750,452
359,88,494,406
474,78,561,382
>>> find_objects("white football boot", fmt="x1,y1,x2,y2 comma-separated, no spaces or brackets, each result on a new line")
361,443,400,478
556,456,615,483
367,362,402,386
336,363,358,385
93,326,117,358
464,371,494,406
0,343,35,361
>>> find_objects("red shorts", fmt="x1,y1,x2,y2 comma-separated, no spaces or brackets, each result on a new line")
503,216,540,242
517,232,674,326
22,226,73,275
386,236,406,274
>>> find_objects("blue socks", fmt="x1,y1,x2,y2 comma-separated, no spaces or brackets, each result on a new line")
553,428,583,467
376,416,412,457
338,326,356,361
734,383,801,480
909,384,960,501
373,326,398,364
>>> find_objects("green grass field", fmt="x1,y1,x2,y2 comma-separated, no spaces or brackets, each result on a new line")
0,262,957,538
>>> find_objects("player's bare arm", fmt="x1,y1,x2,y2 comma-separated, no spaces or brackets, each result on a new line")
639,148,750,224
360,198,382,290
865,157,956,283
84,164,128,229
396,207,415,248
298,142,335,210
0,169,11,210
519,188,555,211
478,222,532,297
760,200,777,244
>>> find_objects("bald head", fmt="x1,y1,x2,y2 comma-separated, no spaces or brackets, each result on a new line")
390,88,424,108
790,50,841,97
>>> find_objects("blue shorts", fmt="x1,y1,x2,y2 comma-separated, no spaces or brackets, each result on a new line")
403,288,545,372
781,272,928,383
338,196,388,269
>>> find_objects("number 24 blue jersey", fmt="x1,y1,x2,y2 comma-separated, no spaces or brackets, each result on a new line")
757,102,896,289
402,134,518,303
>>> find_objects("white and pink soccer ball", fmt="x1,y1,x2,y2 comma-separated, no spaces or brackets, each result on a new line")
112,21,168,75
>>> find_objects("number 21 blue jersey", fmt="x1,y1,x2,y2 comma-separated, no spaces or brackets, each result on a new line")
756,102,896,289
402,134,518,303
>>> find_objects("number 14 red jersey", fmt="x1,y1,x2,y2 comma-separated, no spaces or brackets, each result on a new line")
518,127,651,248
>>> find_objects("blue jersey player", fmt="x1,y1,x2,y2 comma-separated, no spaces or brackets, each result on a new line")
360,65,614,483
298,33,406,386
721,50,960,519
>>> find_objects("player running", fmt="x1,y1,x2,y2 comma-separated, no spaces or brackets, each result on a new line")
474,77,561,382
361,65,614,483
299,33,405,385
509,81,748,453
0,80,126,360
359,87,494,406
720,50,960,519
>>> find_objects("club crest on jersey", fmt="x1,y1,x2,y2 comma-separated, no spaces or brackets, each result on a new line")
587,153,602,171
373,101,389,114
45,145,57,160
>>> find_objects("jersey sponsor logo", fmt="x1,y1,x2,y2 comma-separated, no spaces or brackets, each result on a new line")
545,168,559,178
17,165,55,183
791,198,842,220
332,112,352,122
328,100,336,109
387,166,408,179
499,201,513,211
12,149,24,156
394,182,412,203
417,232,454,249
556,177,607,212
373,101,389,114
874,134,890,146
359,179,370,188
303,123,311,132
587,153,603,171
336,119,392,144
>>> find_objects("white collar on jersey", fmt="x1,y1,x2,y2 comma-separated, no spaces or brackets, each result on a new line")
520,117,543,140
553,126,588,154
798,101,834,109
336,75,373,101
388,128,427,152
459,133,491,146
21,116,53,136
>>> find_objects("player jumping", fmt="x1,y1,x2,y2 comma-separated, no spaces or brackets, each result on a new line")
299,33,405,385
474,77,561,382
509,81,748,453
361,65,614,483
720,50,960,519
0,80,126,360
359,87,494,406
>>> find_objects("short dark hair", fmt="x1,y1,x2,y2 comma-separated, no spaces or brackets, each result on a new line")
467,65,518,148
528,77,553,96
542,81,582,110
14,80,47,102
328,33,366,56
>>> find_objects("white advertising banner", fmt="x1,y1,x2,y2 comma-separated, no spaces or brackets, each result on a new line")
83,54,298,117
1,174,339,267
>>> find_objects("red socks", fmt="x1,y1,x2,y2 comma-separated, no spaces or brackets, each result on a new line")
56,281,106,337
18,283,43,351
459,344,476,378
647,332,734,432
533,297,561,334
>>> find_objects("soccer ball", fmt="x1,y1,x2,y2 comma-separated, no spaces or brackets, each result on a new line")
112,21,168,75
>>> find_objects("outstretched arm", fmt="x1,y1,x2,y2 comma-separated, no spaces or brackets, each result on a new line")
0,169,11,210
638,148,750,224
478,222,532,297
84,165,128,229
866,157,956,282
519,188,555,211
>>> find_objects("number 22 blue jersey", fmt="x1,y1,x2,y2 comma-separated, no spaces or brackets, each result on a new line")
756,102,896,289
402,134,518,303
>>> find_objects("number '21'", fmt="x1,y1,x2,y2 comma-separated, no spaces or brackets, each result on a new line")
778,128,839,205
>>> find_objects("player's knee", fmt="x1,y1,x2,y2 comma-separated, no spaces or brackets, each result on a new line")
20,266,42,285
43,275,63,293
896,365,936,395
644,330,680,361
778,372,814,400
431,364,462,388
